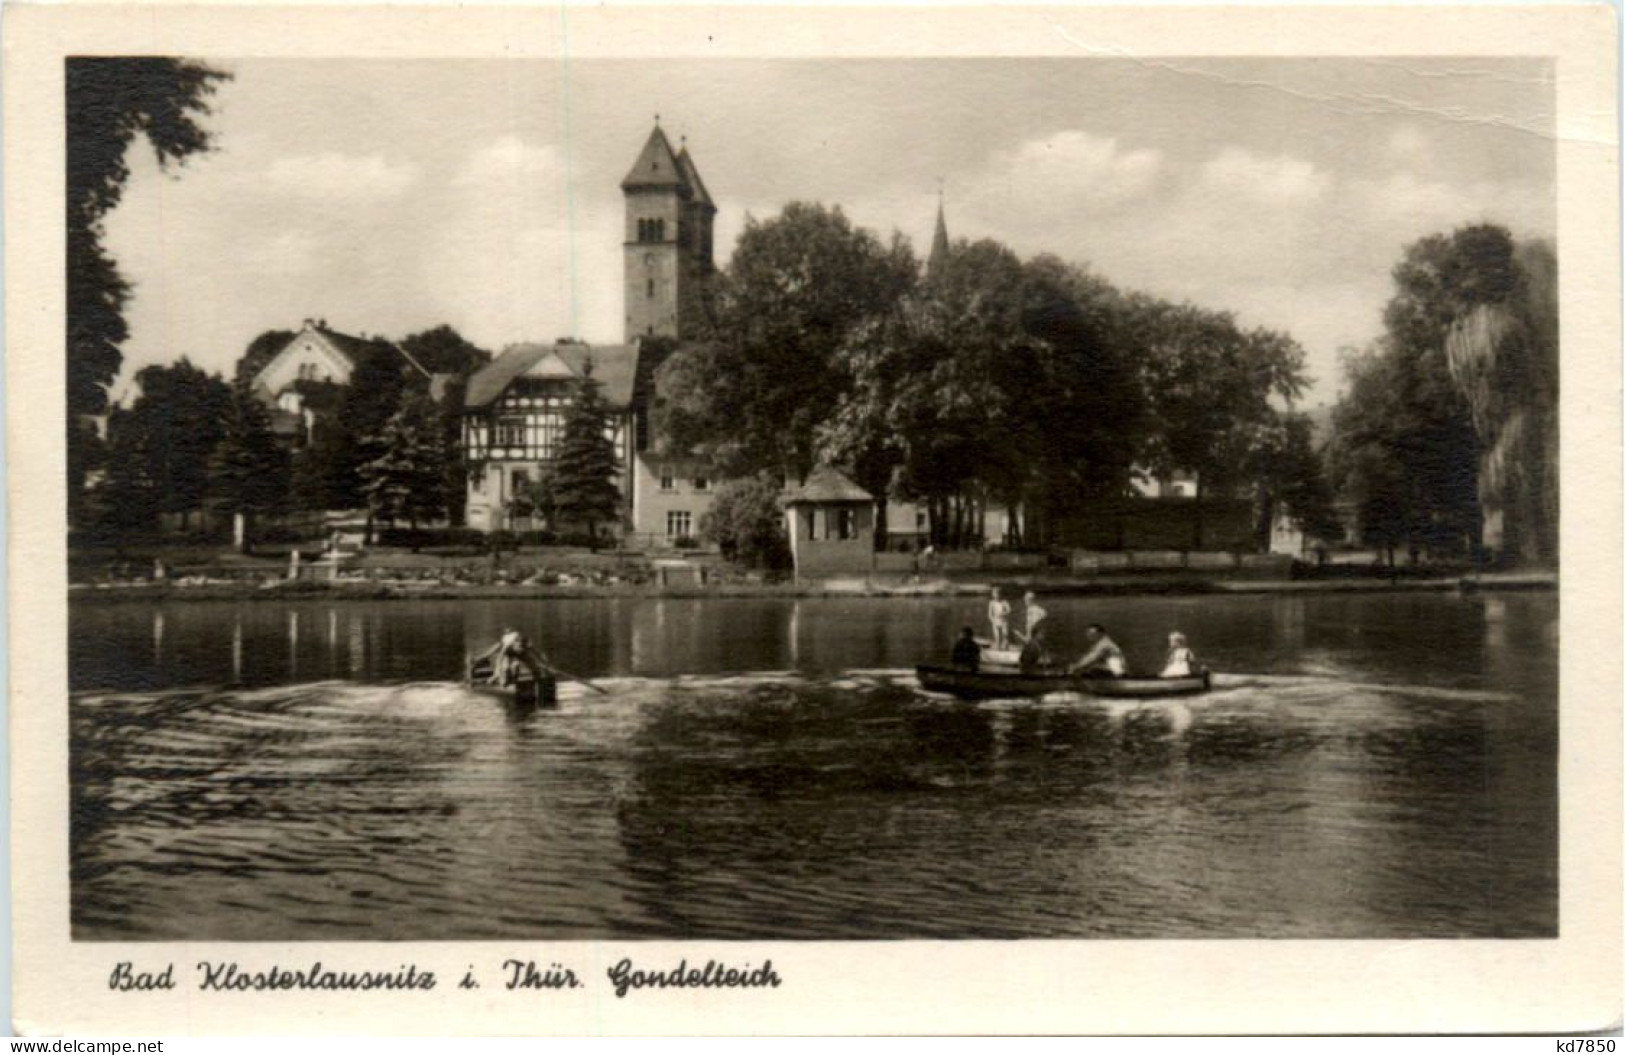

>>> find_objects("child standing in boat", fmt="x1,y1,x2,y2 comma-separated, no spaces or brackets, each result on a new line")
1160,632,1198,678
1021,591,1047,643
987,588,1013,650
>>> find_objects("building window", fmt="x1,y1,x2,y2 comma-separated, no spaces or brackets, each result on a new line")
693,475,709,491
637,218,666,243
666,510,692,539
647,279,655,299
659,470,675,492
536,410,564,460
495,418,525,449
837,507,857,540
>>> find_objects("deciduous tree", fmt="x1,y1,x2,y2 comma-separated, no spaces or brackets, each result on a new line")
667,203,917,480
67,58,229,523
702,473,791,570
399,324,491,376
1444,236,1559,563
1135,299,1308,548
120,359,233,528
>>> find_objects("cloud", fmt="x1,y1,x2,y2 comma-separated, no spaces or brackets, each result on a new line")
1195,147,1330,206
263,152,419,200
973,130,1162,216
1387,124,1429,162
416,136,623,347
258,230,322,277
454,136,568,189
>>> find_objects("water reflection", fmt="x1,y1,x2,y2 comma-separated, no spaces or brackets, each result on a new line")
70,594,1556,940
288,610,299,680
347,612,365,677
79,593,1553,695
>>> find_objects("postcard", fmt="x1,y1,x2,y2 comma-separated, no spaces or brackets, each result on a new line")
7,2,1619,1036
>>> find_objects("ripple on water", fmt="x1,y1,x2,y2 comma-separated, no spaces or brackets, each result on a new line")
71,666,1556,940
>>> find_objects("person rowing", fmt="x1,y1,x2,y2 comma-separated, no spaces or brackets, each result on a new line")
1069,623,1127,678
470,627,547,687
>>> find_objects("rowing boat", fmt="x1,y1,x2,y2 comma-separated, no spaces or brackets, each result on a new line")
915,664,1211,700
973,639,1024,666
466,656,558,708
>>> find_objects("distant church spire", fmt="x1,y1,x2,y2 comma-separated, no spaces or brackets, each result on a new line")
928,187,951,279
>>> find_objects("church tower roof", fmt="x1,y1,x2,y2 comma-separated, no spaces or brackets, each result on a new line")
927,195,951,278
621,122,688,192
676,143,715,211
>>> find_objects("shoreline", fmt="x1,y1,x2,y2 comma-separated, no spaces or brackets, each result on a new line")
66,571,1557,604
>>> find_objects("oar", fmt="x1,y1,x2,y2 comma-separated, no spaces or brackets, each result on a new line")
543,661,609,695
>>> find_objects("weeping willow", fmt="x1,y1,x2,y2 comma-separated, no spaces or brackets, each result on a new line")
1443,242,1559,564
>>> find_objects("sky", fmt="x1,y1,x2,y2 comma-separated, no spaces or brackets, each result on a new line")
103,57,1555,406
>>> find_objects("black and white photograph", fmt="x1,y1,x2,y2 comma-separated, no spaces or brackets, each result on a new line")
9,2,1619,1037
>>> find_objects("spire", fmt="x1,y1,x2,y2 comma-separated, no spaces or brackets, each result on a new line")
676,143,715,211
621,122,687,191
927,188,950,279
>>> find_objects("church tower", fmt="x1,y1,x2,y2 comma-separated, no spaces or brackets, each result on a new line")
622,121,716,342
927,192,951,280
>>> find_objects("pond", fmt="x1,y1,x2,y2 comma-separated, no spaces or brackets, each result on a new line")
69,591,1557,940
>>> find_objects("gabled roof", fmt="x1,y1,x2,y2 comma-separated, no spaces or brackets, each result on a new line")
312,324,425,375
522,349,581,380
621,125,688,192
255,320,428,392
464,342,641,410
676,146,715,210
783,466,873,505
313,325,376,365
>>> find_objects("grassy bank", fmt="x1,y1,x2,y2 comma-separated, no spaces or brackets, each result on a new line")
66,569,1555,604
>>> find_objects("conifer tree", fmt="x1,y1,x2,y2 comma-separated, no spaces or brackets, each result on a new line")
360,387,447,530
207,380,289,551
551,369,622,547
93,406,161,538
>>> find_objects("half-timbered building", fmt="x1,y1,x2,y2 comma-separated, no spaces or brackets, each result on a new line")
460,342,638,532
